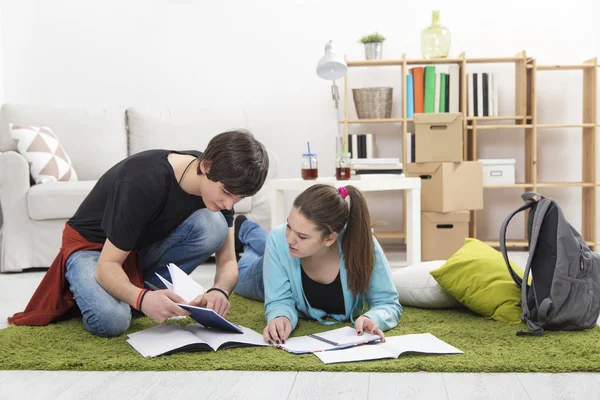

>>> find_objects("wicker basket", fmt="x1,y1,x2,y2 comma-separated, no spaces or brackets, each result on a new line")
352,87,393,119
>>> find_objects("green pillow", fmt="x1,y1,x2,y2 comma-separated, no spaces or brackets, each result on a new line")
429,238,525,324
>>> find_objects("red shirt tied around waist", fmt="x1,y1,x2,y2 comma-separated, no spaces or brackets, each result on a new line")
8,224,142,326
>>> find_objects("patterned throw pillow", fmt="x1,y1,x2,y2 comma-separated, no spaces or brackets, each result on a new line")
9,123,78,184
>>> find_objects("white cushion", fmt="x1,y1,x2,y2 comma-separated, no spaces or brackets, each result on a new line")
126,107,248,156
392,260,462,309
27,180,97,220
0,104,128,180
9,124,79,184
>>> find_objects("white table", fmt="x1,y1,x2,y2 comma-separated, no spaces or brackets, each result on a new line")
268,176,421,265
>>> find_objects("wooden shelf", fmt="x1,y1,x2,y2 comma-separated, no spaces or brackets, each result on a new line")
484,183,533,188
536,182,596,188
467,124,534,130
537,123,595,128
341,53,598,253
346,55,530,68
466,115,531,121
466,56,529,64
406,57,464,65
536,64,596,71
340,118,403,124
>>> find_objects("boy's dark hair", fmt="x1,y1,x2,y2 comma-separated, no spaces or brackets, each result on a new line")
198,129,269,197
293,184,374,296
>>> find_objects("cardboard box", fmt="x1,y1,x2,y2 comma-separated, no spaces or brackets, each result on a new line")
478,158,516,185
421,211,470,261
414,112,463,162
405,161,483,212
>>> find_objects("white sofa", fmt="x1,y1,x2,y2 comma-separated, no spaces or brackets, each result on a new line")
0,104,278,272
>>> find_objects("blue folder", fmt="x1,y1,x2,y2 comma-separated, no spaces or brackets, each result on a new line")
177,304,243,334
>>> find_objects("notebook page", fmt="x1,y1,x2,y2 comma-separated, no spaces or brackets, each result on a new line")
155,273,174,291
168,263,206,302
127,323,206,357
381,333,464,357
186,324,268,350
314,344,395,364
279,336,336,354
314,326,380,346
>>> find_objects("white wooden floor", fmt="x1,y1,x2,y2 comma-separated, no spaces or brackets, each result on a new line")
1,251,600,400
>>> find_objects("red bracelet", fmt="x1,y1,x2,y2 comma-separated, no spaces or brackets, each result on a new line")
135,289,146,311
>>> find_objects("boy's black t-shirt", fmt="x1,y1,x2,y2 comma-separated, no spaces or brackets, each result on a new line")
67,149,234,252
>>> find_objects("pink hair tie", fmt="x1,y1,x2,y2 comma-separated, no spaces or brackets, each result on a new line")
338,186,348,199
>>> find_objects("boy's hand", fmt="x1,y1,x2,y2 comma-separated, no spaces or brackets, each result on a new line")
140,290,190,323
189,290,230,317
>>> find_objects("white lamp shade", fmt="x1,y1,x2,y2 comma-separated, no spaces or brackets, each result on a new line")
316,41,347,80
317,55,347,80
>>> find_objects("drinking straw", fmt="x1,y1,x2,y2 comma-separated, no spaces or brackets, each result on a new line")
307,141,312,170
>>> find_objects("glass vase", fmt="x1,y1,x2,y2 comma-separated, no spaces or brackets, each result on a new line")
421,10,451,59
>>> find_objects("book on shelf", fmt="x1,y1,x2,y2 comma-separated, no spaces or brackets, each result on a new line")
406,73,415,118
313,333,464,365
348,134,374,159
354,169,402,175
407,133,415,163
467,72,499,117
126,322,268,358
409,64,460,115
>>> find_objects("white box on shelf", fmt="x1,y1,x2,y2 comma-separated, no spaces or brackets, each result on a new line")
478,159,516,185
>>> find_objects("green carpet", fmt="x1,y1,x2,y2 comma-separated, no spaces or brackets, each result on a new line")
1,294,599,372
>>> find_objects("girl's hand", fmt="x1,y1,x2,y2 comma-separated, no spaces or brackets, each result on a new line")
355,316,385,342
263,316,292,345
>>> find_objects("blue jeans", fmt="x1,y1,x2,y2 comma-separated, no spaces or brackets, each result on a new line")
233,219,268,302
65,209,228,337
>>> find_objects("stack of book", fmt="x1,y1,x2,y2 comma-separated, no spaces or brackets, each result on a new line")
351,158,403,175
347,133,401,175
407,65,460,116
406,66,500,117
467,72,499,117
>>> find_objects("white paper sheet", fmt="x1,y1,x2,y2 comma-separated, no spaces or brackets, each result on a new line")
382,333,464,358
314,333,463,364
186,324,268,351
279,336,336,354
167,263,206,302
315,326,380,346
127,323,206,358
127,323,267,358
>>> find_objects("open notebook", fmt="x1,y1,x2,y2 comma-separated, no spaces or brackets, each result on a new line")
278,326,381,355
313,333,463,364
148,263,241,333
126,323,269,358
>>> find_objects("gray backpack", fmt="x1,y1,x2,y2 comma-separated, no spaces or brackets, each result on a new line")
500,192,600,336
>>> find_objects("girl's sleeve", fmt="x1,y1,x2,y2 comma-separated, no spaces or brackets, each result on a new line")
263,232,299,330
361,237,403,331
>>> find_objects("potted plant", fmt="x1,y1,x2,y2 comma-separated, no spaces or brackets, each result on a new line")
359,32,386,60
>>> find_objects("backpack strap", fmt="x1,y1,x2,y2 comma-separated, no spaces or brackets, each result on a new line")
516,198,553,336
499,192,548,336
499,201,535,286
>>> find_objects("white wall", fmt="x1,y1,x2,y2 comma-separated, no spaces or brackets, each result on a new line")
1,0,599,241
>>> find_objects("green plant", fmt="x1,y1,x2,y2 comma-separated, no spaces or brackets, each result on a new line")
359,32,386,44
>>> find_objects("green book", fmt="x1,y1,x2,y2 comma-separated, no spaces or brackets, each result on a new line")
424,66,436,113
439,72,446,113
